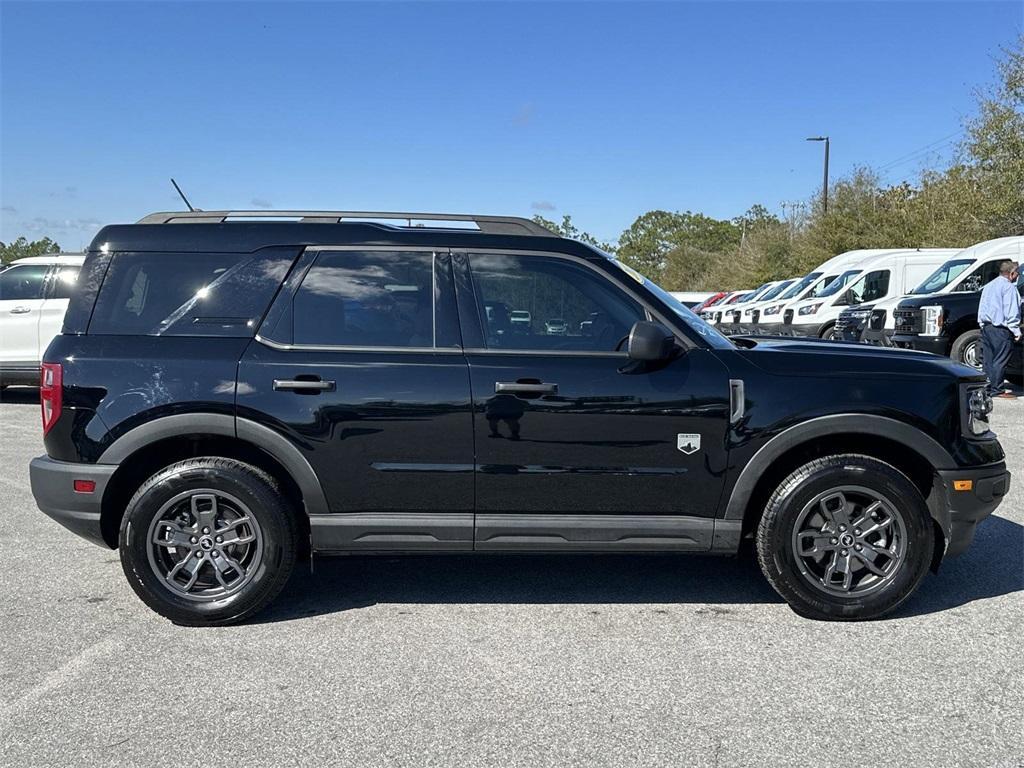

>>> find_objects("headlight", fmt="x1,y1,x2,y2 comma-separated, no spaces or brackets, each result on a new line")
763,304,782,316
798,303,822,316
849,309,871,319
921,305,943,336
964,386,993,436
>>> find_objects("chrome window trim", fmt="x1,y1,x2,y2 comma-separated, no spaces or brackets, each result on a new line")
255,333,463,355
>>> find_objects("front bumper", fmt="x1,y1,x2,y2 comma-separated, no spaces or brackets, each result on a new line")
782,322,820,338
30,455,116,548
891,334,948,356
931,462,1011,558
755,322,786,337
861,327,894,347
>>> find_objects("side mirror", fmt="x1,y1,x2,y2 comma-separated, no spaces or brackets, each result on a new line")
626,321,675,361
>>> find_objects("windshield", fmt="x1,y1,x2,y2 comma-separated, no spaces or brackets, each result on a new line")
610,260,734,349
806,273,838,298
757,279,795,302
910,258,973,295
742,283,775,303
817,269,862,298
780,272,821,300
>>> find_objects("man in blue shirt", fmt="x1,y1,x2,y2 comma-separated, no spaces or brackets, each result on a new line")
978,260,1022,399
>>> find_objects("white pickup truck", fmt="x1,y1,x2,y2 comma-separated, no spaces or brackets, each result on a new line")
0,253,84,388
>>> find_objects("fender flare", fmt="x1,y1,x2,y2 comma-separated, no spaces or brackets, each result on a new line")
723,414,953,521
98,413,330,516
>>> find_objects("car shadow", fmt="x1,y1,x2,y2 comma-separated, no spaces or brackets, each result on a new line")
255,513,1022,623
0,387,40,405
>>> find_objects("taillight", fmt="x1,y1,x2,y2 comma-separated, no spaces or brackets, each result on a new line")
40,362,63,435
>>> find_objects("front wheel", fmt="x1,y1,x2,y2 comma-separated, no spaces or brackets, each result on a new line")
119,457,298,626
950,329,982,370
819,323,838,341
756,454,934,620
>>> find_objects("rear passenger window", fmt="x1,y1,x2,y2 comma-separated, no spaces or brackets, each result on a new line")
89,249,297,336
292,251,434,347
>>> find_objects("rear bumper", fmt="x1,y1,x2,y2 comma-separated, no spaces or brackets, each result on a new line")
0,362,40,386
932,462,1010,558
30,455,116,548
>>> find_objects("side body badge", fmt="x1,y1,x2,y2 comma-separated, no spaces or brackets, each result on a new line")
677,433,701,455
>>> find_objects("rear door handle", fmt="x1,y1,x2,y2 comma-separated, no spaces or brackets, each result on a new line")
9,306,31,315
494,381,558,396
273,378,336,392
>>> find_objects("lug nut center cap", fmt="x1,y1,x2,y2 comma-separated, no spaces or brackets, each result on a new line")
840,533,855,547
199,537,215,551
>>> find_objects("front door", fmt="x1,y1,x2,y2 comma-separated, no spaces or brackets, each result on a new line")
456,251,732,551
238,247,475,551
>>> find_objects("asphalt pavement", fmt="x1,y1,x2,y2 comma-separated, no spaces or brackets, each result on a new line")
1,389,1021,767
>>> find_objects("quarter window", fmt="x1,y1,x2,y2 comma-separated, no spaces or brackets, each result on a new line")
292,251,435,347
49,266,81,300
0,264,48,301
468,254,644,352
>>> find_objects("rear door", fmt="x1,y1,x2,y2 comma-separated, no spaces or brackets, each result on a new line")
238,247,475,551
0,263,49,366
456,250,732,552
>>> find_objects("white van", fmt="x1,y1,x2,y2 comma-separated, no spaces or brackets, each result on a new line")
781,249,960,340
0,253,85,388
733,278,798,334
862,235,1024,347
715,280,787,334
753,249,906,336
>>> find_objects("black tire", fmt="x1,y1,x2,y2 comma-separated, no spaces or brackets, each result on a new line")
756,454,934,621
818,323,837,341
950,329,983,371
119,457,298,626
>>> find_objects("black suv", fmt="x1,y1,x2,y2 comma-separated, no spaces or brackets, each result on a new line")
31,210,1011,625
891,278,1024,375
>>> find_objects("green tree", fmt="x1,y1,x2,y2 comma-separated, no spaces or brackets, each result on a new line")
0,236,61,264
616,210,741,284
531,215,614,252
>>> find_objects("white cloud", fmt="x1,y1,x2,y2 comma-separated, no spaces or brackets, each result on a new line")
531,201,556,211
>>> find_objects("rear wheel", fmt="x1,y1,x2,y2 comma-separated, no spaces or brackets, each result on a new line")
119,457,298,626
950,329,982,371
756,454,933,620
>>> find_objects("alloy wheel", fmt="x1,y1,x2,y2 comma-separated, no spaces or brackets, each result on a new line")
791,485,907,597
146,489,264,602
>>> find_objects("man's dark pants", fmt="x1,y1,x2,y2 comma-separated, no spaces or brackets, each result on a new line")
980,323,1013,394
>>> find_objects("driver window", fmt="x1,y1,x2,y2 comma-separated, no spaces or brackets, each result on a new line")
958,260,1003,292
468,254,644,352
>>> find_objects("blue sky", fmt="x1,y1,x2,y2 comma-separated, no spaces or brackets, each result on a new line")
1,0,1021,249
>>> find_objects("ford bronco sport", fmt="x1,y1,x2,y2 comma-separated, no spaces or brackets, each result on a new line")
30,210,1011,625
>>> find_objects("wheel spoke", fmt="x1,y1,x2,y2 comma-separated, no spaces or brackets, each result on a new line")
858,514,893,538
215,517,256,547
818,492,851,527
191,494,219,532
860,540,899,565
210,552,244,588
851,500,883,529
167,553,204,592
854,550,888,576
823,551,854,591
797,530,836,556
152,520,194,549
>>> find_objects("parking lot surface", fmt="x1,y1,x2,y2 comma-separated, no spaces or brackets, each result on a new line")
1,390,1021,768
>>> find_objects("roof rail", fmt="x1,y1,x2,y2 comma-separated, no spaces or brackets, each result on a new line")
136,210,559,237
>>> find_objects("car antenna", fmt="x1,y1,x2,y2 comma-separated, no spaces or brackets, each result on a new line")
170,177,198,211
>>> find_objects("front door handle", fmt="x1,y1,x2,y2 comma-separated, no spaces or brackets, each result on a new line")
9,306,31,315
495,381,558,396
273,378,336,392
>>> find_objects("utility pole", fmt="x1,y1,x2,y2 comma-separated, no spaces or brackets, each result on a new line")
805,136,830,214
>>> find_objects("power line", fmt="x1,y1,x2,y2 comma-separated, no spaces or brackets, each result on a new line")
877,130,962,173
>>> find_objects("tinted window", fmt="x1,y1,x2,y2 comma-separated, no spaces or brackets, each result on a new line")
469,254,643,351
0,264,47,301
49,265,81,300
89,249,296,336
957,260,1004,292
293,251,434,347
